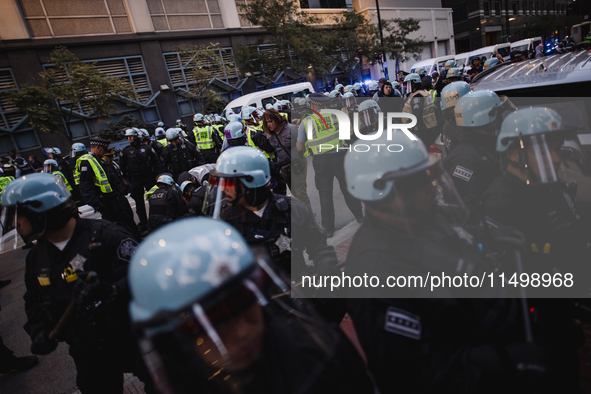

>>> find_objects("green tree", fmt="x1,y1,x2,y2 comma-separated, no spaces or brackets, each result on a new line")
174,43,237,113
235,0,333,86
381,18,425,76
327,11,381,84
3,46,137,144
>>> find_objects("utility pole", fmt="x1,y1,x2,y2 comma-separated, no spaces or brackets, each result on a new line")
505,0,511,42
375,0,389,80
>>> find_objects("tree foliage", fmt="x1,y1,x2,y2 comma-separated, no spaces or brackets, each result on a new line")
235,0,333,84
381,18,425,75
3,46,138,143
174,43,237,112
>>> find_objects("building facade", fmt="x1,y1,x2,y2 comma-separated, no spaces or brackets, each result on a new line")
443,0,569,53
0,0,451,156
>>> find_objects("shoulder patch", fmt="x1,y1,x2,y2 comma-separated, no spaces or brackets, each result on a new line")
384,306,421,340
452,165,473,182
117,238,138,261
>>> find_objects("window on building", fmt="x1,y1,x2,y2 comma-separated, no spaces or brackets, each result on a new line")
147,0,224,31
523,3,527,13
483,2,490,16
164,48,243,116
529,2,533,14
453,4,469,22
299,0,347,8
494,2,501,15
512,2,518,15
43,56,160,139
18,0,132,38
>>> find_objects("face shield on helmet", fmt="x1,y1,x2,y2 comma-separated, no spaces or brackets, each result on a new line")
357,100,381,130
498,107,591,186
343,92,355,108
43,159,58,174
129,218,340,394
344,132,468,238
204,147,271,219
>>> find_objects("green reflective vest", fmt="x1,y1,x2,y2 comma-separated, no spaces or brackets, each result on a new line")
193,126,215,150
74,154,113,194
53,171,72,191
145,185,158,201
246,127,276,160
302,114,342,157
0,176,15,196
157,138,168,147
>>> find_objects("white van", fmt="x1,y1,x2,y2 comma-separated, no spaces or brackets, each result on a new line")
462,45,497,74
223,82,314,116
410,55,456,76
510,37,543,59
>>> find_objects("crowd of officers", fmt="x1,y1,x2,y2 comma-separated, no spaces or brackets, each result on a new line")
1,53,591,393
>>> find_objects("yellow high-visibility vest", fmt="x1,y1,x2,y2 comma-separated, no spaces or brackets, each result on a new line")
53,171,72,191
302,114,342,157
74,154,113,193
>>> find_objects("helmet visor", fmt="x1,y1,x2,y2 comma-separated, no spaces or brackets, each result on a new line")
0,205,19,252
43,164,53,173
344,96,355,108
204,176,268,221
359,107,379,129
376,159,469,238
136,259,340,394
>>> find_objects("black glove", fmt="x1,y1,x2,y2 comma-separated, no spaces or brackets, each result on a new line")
72,272,115,306
30,332,58,355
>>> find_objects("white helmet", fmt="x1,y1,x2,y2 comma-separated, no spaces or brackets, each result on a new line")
155,127,166,138
157,121,164,127
125,128,139,137
193,113,204,122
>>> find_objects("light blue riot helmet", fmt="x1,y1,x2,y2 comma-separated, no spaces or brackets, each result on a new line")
496,107,590,184
354,83,363,92
125,128,139,137
193,113,204,122
139,128,149,138
179,180,194,194
416,68,427,77
343,92,355,108
51,147,61,155
224,121,247,140
404,73,421,84
42,159,58,173
329,90,340,98
176,119,182,125
166,127,180,141
227,114,241,123
357,99,381,130
440,81,471,111
483,58,500,71
344,85,354,93
391,81,399,89
0,173,77,248
445,59,456,70
323,92,330,97
368,81,379,91
156,174,175,186
211,146,270,189
273,102,283,111
265,103,273,109
155,127,166,138
71,143,87,157
241,106,258,122
344,132,467,227
446,68,462,81
157,121,164,127
129,218,255,325
454,89,502,128
335,83,344,93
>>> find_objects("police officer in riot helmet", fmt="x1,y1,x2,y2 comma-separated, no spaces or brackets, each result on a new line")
481,107,591,392
402,73,440,147
161,128,204,183
442,90,504,217
0,173,153,393
439,81,472,156
146,174,187,232
75,138,138,235
128,217,375,394
120,128,162,234
343,132,551,393
183,163,216,216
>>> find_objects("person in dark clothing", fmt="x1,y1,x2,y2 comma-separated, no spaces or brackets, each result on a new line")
128,217,375,394
442,90,504,217
74,138,138,235
120,128,162,233
28,155,42,171
467,57,484,78
147,174,187,232
0,334,38,375
342,132,557,394
14,157,35,177
0,173,153,393
161,128,204,183
439,80,471,157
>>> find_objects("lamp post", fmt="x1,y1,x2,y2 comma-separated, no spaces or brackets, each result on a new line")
375,0,389,80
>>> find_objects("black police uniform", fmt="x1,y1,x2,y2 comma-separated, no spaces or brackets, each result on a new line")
440,107,463,153
187,186,207,216
481,174,587,392
147,186,188,232
120,142,161,231
161,140,203,182
443,133,500,216
345,213,560,393
23,218,149,393
78,154,138,235
147,140,164,158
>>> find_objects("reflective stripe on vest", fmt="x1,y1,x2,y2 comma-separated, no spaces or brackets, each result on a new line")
0,176,14,194
214,124,225,140
145,185,158,201
157,138,168,147
302,114,341,157
193,126,214,150
53,171,72,191
246,127,275,160
74,154,113,193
